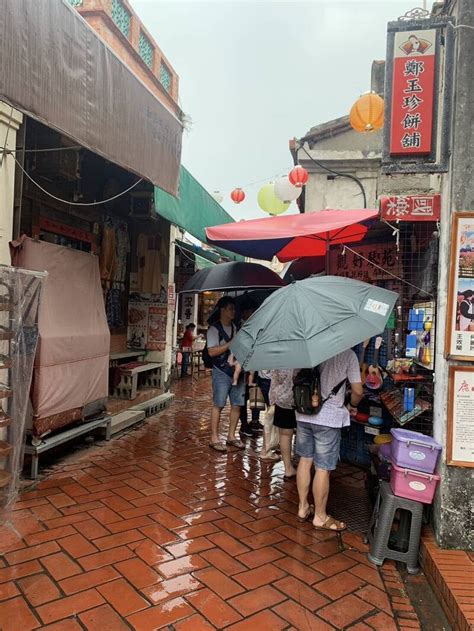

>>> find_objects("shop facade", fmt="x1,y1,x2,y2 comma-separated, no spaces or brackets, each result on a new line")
292,3,472,551
0,0,184,467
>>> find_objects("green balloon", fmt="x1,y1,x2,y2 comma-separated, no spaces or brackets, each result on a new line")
257,183,290,215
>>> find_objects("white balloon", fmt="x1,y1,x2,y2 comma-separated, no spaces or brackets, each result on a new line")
274,177,302,203
211,191,223,203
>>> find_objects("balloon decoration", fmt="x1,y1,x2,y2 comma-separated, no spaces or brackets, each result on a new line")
230,188,245,204
288,165,309,188
257,183,290,216
211,191,223,203
274,176,302,204
349,92,384,132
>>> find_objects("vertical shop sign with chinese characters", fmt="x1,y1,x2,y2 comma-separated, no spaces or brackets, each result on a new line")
380,194,441,221
390,29,437,155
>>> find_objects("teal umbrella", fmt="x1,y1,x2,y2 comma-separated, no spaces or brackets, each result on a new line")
230,276,398,371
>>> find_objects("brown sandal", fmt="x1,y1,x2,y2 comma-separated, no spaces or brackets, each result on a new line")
226,439,245,449
209,442,226,452
297,505,314,522
313,515,347,532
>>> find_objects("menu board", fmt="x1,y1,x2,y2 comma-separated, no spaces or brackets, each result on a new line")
446,213,474,360
447,366,474,467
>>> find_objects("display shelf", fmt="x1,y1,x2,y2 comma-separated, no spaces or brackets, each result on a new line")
0,441,11,457
0,410,11,428
380,389,432,426
0,470,11,489
0,385,13,398
389,372,430,383
0,329,13,341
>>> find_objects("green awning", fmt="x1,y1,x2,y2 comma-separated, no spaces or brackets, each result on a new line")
175,240,217,269
154,166,243,261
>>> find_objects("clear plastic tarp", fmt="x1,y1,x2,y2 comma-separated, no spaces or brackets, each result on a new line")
0,265,46,516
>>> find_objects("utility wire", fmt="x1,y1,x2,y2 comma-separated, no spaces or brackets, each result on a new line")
298,143,368,209
12,155,143,207
6,145,83,154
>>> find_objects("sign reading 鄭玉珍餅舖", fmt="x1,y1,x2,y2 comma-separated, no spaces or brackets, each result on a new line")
390,29,437,156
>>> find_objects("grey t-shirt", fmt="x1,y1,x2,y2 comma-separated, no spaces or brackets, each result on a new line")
207,323,234,349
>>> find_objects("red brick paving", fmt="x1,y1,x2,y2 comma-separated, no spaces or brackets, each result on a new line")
0,377,424,629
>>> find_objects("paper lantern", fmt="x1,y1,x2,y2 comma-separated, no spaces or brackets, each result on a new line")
257,183,290,216
274,177,302,203
349,92,384,132
230,188,245,204
211,191,223,203
288,165,308,188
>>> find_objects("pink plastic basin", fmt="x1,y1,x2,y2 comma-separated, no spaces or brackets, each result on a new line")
390,462,440,504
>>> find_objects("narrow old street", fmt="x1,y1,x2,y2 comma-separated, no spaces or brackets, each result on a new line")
0,378,427,630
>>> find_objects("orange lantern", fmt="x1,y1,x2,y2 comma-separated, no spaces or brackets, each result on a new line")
288,165,308,188
349,92,384,132
230,188,245,204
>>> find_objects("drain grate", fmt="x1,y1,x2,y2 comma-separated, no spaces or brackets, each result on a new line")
327,480,373,533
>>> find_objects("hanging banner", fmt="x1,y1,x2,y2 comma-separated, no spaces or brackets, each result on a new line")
447,366,474,467
380,194,441,221
390,28,437,155
330,243,402,282
446,213,474,360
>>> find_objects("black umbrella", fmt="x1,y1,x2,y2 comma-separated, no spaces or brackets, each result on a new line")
283,256,326,282
180,261,286,294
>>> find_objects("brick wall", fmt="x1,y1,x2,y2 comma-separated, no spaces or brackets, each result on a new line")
75,0,181,118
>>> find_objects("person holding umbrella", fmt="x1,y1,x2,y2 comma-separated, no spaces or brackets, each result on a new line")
228,276,398,528
207,296,246,452
295,351,364,530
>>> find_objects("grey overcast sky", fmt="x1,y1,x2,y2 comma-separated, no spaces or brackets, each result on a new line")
133,1,421,221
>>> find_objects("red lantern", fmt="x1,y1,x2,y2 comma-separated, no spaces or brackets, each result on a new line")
288,165,308,188
230,188,245,204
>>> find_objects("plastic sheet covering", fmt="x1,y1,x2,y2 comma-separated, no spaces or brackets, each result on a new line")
10,238,110,433
0,0,182,195
0,265,46,515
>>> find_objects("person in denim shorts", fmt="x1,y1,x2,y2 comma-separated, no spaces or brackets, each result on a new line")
207,297,246,452
295,350,363,532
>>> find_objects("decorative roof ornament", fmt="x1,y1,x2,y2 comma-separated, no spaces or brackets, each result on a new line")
398,7,430,21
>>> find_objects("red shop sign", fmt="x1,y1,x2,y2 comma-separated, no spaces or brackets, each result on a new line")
380,194,441,221
390,29,437,155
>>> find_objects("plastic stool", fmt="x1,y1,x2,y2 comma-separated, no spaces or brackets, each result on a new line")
366,481,423,574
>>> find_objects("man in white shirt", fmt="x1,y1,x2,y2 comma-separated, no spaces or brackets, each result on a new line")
207,297,246,452
295,350,363,531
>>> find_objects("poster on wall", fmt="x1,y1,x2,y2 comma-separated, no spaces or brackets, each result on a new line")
147,306,167,351
447,366,474,467
127,302,148,350
446,213,474,360
390,28,437,156
127,282,169,351
330,243,402,281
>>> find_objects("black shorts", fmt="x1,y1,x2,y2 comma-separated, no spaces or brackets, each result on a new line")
273,404,296,429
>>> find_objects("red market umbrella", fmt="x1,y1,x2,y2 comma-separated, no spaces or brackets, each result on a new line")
206,209,378,263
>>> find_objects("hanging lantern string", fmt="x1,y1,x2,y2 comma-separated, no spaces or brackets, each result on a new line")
215,167,294,196
341,245,433,297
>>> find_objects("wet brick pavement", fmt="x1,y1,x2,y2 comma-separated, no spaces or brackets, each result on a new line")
0,377,423,630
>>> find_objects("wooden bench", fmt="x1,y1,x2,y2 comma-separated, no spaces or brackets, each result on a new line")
113,362,165,400
109,350,146,368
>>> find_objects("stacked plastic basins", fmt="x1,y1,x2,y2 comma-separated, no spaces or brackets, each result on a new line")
389,428,442,504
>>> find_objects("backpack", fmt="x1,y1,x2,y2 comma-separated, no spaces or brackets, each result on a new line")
293,367,347,415
202,322,235,370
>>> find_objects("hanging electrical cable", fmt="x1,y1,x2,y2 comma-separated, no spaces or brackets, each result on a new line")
297,143,368,209
11,154,143,207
